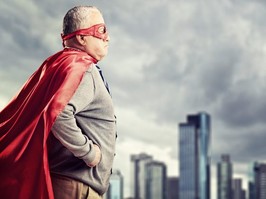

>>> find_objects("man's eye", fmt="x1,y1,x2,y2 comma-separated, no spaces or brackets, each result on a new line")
98,26,107,34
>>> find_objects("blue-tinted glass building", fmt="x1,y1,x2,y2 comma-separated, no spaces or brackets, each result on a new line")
108,170,124,199
146,161,167,199
248,163,256,199
167,177,179,199
179,112,211,199
217,154,232,199
232,179,245,199
253,162,266,199
130,153,153,199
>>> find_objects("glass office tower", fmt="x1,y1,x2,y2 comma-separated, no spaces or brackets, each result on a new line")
179,112,211,199
253,162,266,199
217,154,232,199
108,170,124,199
167,177,179,199
130,153,153,199
146,161,167,199
179,124,198,199
248,163,256,199
232,179,245,199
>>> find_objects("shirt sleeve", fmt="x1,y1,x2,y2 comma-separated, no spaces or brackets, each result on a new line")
51,70,97,165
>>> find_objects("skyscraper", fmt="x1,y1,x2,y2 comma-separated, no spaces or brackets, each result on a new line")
146,161,167,199
253,162,266,199
248,162,256,199
107,170,124,199
130,153,153,199
167,177,179,199
179,122,198,199
232,179,245,199
179,112,211,199
217,154,232,199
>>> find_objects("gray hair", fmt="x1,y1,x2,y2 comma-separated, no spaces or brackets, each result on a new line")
62,6,99,35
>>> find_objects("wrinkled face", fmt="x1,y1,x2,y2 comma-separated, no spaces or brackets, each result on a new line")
82,10,110,61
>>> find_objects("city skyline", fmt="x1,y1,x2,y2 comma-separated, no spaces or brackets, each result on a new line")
1,0,266,198
110,151,265,199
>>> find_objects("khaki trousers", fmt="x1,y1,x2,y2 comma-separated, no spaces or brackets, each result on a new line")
51,174,102,199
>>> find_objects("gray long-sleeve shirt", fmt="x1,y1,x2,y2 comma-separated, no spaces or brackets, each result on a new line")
47,64,116,195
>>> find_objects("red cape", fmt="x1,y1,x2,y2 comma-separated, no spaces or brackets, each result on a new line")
0,48,96,199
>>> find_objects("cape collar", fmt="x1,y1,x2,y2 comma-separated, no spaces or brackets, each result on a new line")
63,47,98,64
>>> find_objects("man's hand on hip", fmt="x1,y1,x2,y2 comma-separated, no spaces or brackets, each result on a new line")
88,144,101,167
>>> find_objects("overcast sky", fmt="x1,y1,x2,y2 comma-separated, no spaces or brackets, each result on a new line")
1,0,266,197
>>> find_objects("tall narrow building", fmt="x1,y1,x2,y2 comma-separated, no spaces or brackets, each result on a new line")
217,154,232,199
248,163,256,199
232,179,245,199
167,177,179,199
130,153,153,199
253,162,266,199
179,112,211,199
179,122,198,199
146,161,167,199
107,170,124,199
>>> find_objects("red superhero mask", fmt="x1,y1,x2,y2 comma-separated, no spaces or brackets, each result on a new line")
61,23,108,41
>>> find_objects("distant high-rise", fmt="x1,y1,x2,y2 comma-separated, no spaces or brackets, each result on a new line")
248,163,256,199
217,154,232,199
130,153,153,199
253,162,266,199
232,179,245,199
167,177,179,199
179,112,211,199
146,161,167,199
107,170,123,199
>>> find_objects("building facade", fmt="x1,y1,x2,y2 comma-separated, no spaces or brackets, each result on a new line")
146,161,167,199
167,177,179,199
107,170,124,199
179,112,211,199
130,153,153,199
248,162,256,199
254,162,266,199
217,154,232,199
232,179,245,199
179,123,198,199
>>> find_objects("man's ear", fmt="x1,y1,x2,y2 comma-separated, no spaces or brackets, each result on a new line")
75,35,86,46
